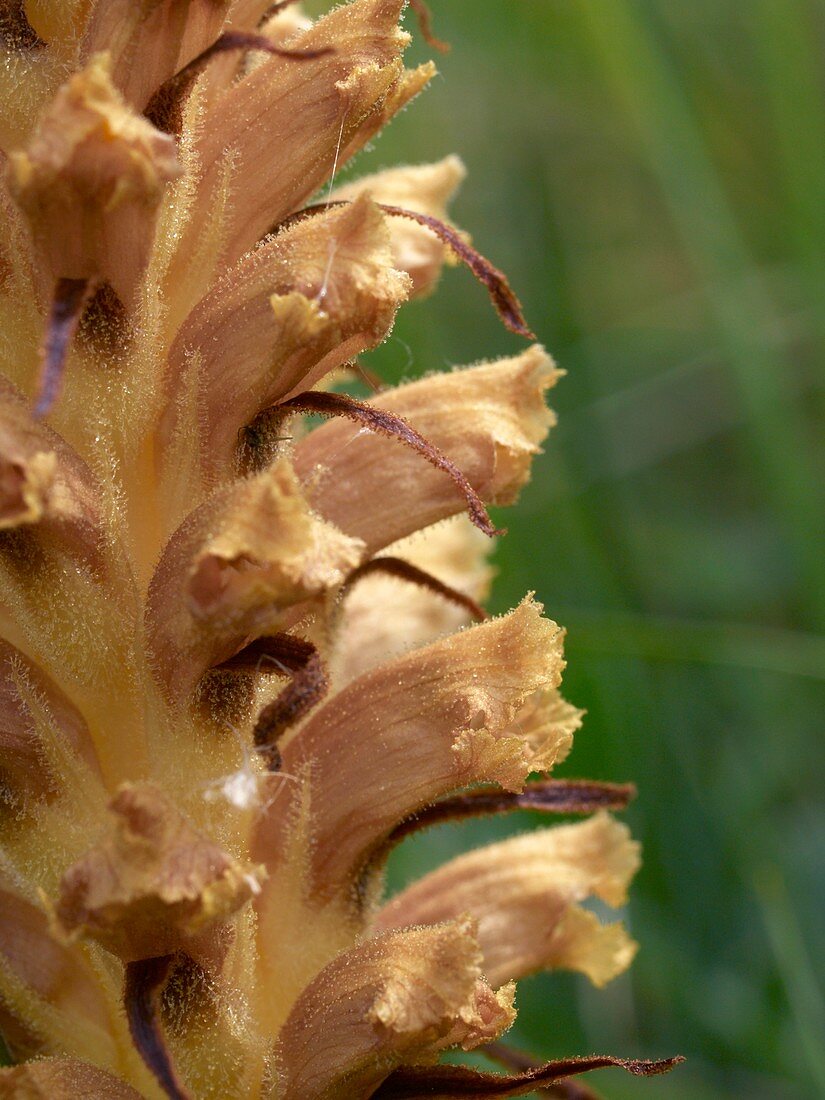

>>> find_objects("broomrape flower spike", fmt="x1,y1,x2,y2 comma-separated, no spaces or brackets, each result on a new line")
0,2,682,1097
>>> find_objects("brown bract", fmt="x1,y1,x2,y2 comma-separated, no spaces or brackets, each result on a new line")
54,783,263,962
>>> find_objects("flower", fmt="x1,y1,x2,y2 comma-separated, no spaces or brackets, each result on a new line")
0,2,682,1097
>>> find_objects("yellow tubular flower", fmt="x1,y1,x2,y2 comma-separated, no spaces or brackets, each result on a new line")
0,2,682,1097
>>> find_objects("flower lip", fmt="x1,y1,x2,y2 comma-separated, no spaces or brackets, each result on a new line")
54,783,264,963
257,599,567,898
276,919,515,1100
6,54,182,303
375,813,641,989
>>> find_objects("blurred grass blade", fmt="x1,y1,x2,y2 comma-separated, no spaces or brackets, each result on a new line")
572,0,825,627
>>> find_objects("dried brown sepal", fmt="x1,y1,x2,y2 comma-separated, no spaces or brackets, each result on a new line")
409,0,451,53
383,779,637,849
283,201,534,339
380,204,534,338
124,954,191,1100
340,555,488,623
357,780,635,908
34,276,90,419
145,30,334,130
278,390,503,537
483,1042,604,1100
218,633,329,765
372,1055,686,1098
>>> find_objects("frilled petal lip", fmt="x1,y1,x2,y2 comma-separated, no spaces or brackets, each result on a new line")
253,598,569,901
54,783,264,962
275,919,515,1100
374,813,641,988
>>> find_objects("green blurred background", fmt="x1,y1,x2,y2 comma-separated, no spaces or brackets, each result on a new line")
337,1,825,1096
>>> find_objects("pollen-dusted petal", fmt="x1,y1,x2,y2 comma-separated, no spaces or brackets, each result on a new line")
332,516,494,685
162,195,409,477
375,813,640,988
193,0,423,262
277,920,514,1100
54,782,264,962
293,345,559,552
268,599,565,897
6,54,181,302
0,1058,143,1099
147,459,363,693
81,1,233,109
331,157,467,296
